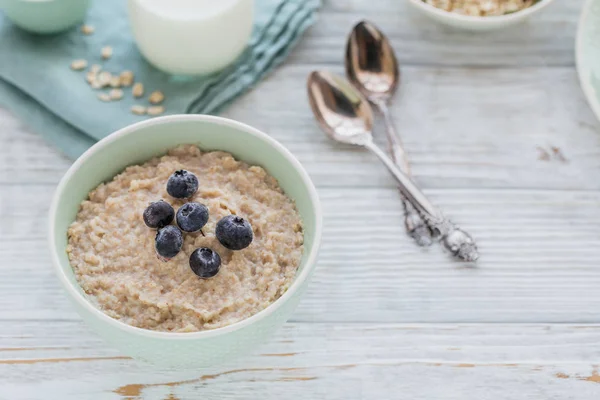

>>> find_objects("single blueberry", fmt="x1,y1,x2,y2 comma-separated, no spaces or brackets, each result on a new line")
155,225,183,260
176,202,209,233
215,215,253,250
166,170,199,199
143,200,175,229
189,248,221,279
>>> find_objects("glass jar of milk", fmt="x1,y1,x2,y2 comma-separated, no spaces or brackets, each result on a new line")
127,0,254,75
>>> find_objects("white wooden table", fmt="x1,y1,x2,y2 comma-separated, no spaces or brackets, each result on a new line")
2,1,600,398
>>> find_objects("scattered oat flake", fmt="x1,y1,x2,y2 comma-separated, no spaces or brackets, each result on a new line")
70,59,88,71
98,71,112,87
98,93,111,102
85,71,96,84
131,105,147,115
132,82,144,98
147,106,165,116
110,89,124,100
81,24,95,35
119,70,134,87
90,80,103,89
149,91,165,105
109,76,121,88
101,46,113,60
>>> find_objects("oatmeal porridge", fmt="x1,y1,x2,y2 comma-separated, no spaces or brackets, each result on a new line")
66,145,304,332
423,0,539,16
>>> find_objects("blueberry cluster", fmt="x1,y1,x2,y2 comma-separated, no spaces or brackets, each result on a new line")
143,170,254,279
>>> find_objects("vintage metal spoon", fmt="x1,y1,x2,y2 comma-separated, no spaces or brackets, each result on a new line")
307,70,479,262
346,20,432,247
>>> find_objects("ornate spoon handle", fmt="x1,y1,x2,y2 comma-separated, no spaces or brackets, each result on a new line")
364,138,479,262
424,216,479,263
375,100,432,247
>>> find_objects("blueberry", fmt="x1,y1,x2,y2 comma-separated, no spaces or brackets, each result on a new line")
155,225,183,260
166,170,199,199
189,248,221,279
176,202,209,233
215,215,253,250
143,200,175,229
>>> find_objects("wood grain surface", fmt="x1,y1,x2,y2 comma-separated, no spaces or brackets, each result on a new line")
2,0,600,399
2,323,600,399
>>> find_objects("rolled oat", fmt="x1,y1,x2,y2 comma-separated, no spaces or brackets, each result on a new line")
132,82,144,98
109,89,124,100
98,71,112,87
97,93,111,102
86,71,96,84
90,80,103,90
119,71,134,87
81,24,95,35
101,46,113,60
109,76,121,88
70,59,88,71
131,105,147,115
149,91,165,105
147,105,165,116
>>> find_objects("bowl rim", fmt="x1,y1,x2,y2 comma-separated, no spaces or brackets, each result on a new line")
576,0,600,123
48,114,323,340
406,0,555,24
128,0,252,22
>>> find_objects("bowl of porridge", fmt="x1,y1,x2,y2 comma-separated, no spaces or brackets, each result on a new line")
407,0,555,30
48,115,322,368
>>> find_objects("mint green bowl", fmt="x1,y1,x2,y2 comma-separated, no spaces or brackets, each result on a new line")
1,0,90,34
577,0,600,122
48,115,322,369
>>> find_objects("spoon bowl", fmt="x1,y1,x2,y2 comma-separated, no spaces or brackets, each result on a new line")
307,70,373,146
346,20,399,101
307,69,439,220
306,69,479,262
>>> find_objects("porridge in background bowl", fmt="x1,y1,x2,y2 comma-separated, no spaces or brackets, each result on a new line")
408,0,554,30
67,144,304,332
423,0,540,16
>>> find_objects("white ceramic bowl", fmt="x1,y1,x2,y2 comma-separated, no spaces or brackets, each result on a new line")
406,0,555,31
48,115,322,369
577,0,600,123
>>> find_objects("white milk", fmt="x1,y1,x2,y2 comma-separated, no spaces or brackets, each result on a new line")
128,0,254,75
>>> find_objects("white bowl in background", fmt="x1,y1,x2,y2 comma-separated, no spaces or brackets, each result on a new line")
406,0,555,31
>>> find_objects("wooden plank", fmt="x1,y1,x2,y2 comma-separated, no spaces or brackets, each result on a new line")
289,0,582,67
0,0,596,397
3,63,600,190
0,322,599,399
2,184,600,323
225,64,600,190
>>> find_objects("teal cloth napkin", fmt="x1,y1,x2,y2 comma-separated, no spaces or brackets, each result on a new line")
0,0,320,159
